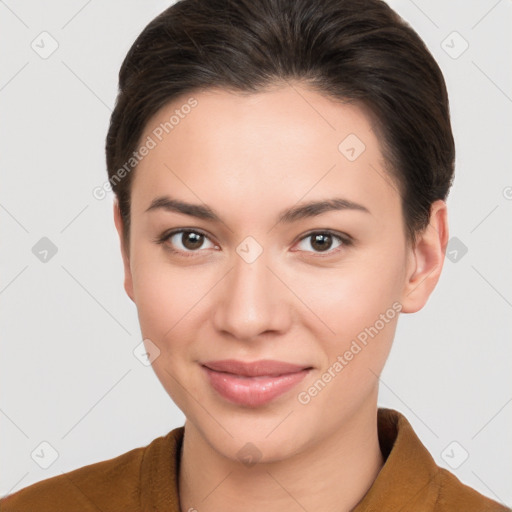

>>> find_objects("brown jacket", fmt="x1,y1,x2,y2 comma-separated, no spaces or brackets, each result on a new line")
1,408,509,511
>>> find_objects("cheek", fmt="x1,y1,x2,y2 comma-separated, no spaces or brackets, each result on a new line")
296,264,401,417
130,249,188,341
290,246,405,390
296,253,404,337
131,258,200,402
129,248,218,365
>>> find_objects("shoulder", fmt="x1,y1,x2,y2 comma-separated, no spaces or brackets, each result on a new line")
375,408,510,512
434,467,510,512
0,431,175,512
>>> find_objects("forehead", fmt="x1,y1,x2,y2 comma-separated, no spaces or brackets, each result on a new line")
141,84,378,159
131,84,400,224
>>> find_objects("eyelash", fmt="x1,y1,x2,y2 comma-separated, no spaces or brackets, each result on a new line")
154,228,353,258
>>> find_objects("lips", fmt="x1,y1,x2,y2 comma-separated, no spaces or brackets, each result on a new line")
202,359,309,377
201,359,312,407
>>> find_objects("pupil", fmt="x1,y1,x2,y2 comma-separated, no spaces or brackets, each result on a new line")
183,232,203,250
312,233,331,252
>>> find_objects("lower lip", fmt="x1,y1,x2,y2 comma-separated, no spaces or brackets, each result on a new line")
202,366,310,407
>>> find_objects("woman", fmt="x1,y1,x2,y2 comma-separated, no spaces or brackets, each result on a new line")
1,0,508,510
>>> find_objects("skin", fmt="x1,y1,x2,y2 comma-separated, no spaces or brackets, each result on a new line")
113,82,448,512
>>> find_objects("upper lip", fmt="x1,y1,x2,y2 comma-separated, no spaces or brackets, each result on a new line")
202,359,311,377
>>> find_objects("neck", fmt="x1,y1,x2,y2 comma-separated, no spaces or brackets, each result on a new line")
178,400,384,512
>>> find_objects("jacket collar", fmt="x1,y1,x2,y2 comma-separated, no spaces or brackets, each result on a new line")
353,408,440,511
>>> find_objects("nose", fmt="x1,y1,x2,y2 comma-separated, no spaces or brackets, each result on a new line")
212,249,291,342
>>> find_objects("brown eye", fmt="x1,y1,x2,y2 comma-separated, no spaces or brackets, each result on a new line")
181,231,204,250
310,233,334,252
296,231,349,255
162,229,216,254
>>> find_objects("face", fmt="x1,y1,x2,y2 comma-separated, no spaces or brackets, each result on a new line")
114,83,446,462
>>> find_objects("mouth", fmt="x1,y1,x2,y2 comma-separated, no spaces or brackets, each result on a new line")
201,359,313,407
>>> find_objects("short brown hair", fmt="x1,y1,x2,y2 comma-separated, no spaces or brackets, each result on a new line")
105,0,455,246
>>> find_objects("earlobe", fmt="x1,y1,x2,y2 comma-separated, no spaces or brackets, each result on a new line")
400,200,449,313
113,201,135,302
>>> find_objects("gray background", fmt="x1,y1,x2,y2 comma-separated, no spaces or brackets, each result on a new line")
0,0,511,506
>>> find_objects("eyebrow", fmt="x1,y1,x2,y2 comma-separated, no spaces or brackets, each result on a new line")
145,195,371,223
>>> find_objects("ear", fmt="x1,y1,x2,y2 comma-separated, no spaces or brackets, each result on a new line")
113,201,135,302
400,199,449,313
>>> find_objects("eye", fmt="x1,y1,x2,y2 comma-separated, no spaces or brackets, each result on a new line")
155,228,352,257
156,229,217,255
295,230,351,255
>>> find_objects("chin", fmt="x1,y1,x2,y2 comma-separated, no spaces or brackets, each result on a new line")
193,406,318,464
